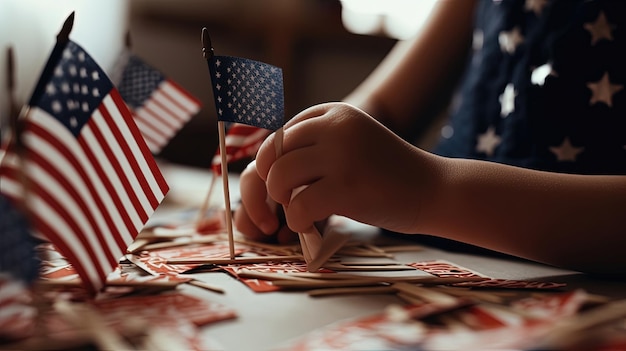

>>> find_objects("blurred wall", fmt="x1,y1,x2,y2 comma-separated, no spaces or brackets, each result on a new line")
128,0,397,167
0,0,129,138
0,0,397,168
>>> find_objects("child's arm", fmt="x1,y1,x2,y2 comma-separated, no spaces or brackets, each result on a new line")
344,0,477,136
256,102,626,275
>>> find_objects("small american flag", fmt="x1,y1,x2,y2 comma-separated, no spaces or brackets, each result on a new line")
207,55,284,131
117,53,201,154
0,40,169,294
211,123,270,175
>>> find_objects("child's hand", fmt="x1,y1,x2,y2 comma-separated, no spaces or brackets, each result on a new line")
234,160,299,244
254,102,442,235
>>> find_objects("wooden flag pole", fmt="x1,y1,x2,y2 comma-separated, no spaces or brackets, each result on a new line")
194,172,217,229
202,28,236,259
218,120,236,259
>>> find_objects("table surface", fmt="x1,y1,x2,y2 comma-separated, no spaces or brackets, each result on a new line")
154,162,626,351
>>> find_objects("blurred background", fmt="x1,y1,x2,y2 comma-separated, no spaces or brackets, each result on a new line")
1,0,437,168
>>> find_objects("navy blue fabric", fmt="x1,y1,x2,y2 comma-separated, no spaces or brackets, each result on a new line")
434,0,626,175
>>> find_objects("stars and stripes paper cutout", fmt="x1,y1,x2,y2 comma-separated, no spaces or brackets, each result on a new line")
0,40,169,294
435,0,626,175
116,53,202,154
210,123,270,175
207,55,284,131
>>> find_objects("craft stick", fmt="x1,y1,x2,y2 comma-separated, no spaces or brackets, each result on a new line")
272,279,389,290
139,235,219,251
307,228,351,272
274,127,325,266
126,238,152,253
396,292,425,306
235,270,322,282
187,279,225,294
106,279,182,288
166,254,304,265
285,272,487,284
217,121,236,259
335,260,402,266
125,253,158,276
272,276,485,290
392,282,461,306
431,286,508,304
322,262,415,272
378,245,425,252
234,237,297,256
195,174,218,229
308,286,397,297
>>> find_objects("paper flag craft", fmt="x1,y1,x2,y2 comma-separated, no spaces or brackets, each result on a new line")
115,52,201,154
0,13,169,294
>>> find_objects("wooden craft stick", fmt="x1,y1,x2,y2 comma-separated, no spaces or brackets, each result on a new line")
274,127,325,266
307,228,351,272
218,120,236,259
322,262,415,272
235,270,322,282
272,279,389,289
234,238,297,256
166,255,304,265
187,279,225,294
272,276,485,290
126,238,152,253
139,235,219,251
393,282,460,305
308,286,396,297
195,174,218,229
285,272,487,284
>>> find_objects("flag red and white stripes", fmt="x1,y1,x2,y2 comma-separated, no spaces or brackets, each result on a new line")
129,80,200,153
116,54,201,154
211,123,270,175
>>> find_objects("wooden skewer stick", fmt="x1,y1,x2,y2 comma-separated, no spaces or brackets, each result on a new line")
274,128,349,272
167,254,304,265
194,173,218,229
308,286,396,297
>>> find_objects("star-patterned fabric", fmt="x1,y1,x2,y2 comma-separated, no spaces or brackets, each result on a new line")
434,0,626,175
207,55,284,131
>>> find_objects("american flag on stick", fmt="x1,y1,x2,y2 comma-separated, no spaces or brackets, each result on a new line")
116,52,201,154
202,28,284,259
0,13,169,294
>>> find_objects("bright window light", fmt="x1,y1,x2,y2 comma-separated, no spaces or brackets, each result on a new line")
340,0,438,40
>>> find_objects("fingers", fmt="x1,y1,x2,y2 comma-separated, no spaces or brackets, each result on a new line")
238,161,278,235
283,177,337,233
255,103,333,181
265,145,325,205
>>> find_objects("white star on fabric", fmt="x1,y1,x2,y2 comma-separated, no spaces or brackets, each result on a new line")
584,11,615,46
550,137,584,162
525,0,548,16
531,62,557,86
498,26,524,54
473,29,484,51
476,126,502,156
587,72,623,107
499,83,517,117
